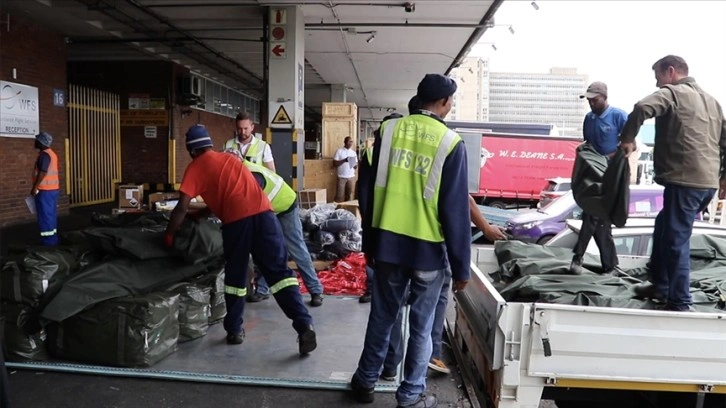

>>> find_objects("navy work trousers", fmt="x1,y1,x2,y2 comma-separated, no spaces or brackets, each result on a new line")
221,211,313,336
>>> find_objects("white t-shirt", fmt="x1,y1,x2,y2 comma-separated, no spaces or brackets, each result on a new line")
334,147,357,178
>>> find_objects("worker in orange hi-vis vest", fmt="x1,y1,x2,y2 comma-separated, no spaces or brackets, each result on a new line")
30,131,60,246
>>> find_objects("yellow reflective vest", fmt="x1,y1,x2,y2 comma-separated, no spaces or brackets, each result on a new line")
223,136,268,164
371,115,461,242
243,161,296,214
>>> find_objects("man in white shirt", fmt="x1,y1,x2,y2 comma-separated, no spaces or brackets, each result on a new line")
223,112,275,171
333,136,357,202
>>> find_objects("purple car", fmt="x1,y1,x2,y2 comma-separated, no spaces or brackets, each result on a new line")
505,185,665,244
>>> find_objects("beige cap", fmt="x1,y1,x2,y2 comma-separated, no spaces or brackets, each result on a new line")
580,81,607,99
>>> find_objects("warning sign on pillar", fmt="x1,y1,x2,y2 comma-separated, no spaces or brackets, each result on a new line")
269,102,294,129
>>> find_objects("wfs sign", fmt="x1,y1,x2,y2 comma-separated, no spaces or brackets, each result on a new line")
0,81,39,138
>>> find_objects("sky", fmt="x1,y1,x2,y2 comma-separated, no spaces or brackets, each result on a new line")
468,0,726,113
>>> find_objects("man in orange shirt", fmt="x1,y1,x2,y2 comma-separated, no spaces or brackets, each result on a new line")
164,124,316,354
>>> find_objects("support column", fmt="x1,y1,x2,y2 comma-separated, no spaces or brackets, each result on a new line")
330,84,347,103
267,6,305,190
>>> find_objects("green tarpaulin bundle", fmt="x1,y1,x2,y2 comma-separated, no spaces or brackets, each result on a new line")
493,238,726,312
82,219,223,263
193,267,226,324
166,283,211,343
1,303,49,362
0,247,80,307
47,292,179,368
40,256,214,322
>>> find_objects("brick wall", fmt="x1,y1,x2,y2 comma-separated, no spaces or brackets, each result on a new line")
173,107,238,183
68,61,173,185
0,11,69,227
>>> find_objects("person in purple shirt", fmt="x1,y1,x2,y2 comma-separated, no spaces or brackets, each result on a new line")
570,81,628,275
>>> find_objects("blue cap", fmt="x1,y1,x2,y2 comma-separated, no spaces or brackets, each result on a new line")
185,124,213,151
35,132,52,147
416,74,457,103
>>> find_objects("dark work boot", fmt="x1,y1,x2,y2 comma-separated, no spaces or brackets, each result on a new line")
226,330,245,345
310,294,323,307
350,373,375,403
298,325,317,355
569,256,583,275
359,290,372,303
633,282,666,302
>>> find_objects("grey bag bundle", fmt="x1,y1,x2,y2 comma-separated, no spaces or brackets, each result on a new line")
46,292,180,368
166,283,211,342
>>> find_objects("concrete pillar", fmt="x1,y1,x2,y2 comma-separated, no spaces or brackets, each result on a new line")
330,84,347,103
267,6,305,190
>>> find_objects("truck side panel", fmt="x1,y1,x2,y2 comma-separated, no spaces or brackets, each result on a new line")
479,135,580,200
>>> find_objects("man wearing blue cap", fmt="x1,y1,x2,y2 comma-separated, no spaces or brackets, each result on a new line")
164,124,316,354
30,132,60,246
350,74,471,408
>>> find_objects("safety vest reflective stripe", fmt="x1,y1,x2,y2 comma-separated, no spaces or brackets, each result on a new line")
40,229,57,237
224,285,248,297
269,277,299,294
423,129,458,200
242,161,296,213
374,118,401,190
33,149,60,190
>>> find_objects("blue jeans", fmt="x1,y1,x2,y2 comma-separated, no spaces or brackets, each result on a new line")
650,184,714,310
354,261,445,406
383,269,451,374
256,206,323,296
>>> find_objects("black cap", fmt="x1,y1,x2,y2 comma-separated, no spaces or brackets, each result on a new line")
408,95,422,114
416,74,457,103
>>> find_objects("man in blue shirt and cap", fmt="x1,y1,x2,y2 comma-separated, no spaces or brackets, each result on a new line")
570,82,628,275
350,73,470,408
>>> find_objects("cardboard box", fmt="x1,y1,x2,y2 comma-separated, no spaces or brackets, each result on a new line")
148,192,180,211
119,185,144,209
298,188,327,209
337,200,360,220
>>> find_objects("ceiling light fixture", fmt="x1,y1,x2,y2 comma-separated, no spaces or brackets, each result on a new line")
531,1,539,11
508,25,515,34
366,32,376,43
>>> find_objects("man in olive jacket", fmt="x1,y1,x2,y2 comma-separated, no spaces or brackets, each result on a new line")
619,55,726,311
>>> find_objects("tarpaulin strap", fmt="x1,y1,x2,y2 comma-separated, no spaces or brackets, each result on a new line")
269,277,299,294
224,285,247,297
117,306,126,366
12,263,22,302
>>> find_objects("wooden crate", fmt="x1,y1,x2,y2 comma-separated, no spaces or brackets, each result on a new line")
302,159,346,203
337,200,360,219
322,117,357,158
323,102,358,118
298,188,327,209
